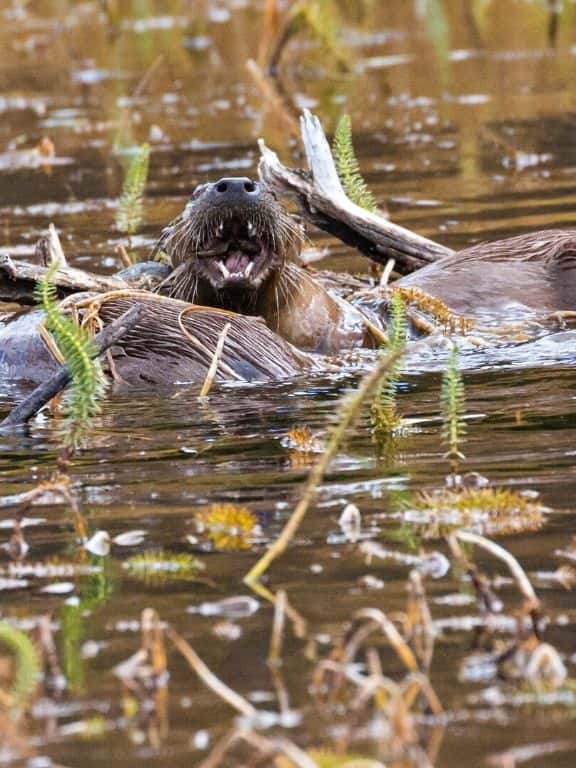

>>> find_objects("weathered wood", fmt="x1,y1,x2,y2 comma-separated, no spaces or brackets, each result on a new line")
0,254,128,305
0,305,144,430
258,109,454,275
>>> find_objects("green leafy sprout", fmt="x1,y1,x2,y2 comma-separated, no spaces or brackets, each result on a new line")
35,261,107,449
371,291,407,438
115,143,150,237
0,623,42,709
332,114,378,212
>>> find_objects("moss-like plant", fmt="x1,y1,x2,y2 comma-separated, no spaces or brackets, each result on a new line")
0,623,41,709
332,114,377,212
371,291,407,438
195,503,258,551
35,262,106,449
115,143,150,238
123,550,205,585
392,286,474,334
405,486,547,538
441,344,466,473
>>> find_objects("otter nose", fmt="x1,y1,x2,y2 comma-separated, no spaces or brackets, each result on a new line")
211,177,260,203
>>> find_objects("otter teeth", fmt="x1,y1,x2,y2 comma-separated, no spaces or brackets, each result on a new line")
245,262,254,277
217,221,225,236
247,220,255,236
216,261,230,278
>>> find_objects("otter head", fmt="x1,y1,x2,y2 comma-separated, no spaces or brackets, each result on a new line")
155,177,302,310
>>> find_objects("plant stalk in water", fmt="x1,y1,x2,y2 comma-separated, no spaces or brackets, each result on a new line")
116,143,150,249
35,261,106,452
371,291,407,439
441,344,466,475
244,345,404,586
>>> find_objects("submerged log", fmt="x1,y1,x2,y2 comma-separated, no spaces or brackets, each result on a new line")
0,254,128,306
257,109,453,275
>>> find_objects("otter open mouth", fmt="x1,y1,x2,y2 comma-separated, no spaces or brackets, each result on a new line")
198,215,274,288
154,176,304,306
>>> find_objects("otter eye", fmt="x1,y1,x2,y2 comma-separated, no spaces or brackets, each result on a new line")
191,184,207,200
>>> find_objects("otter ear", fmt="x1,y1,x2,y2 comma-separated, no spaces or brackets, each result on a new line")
191,183,209,200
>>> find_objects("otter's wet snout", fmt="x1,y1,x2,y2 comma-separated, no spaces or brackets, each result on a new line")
205,177,262,207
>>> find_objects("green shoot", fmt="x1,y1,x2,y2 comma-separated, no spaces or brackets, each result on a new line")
0,623,41,709
371,291,407,438
332,114,378,212
289,1,349,71
441,344,466,474
123,550,205,585
116,143,150,238
35,261,106,450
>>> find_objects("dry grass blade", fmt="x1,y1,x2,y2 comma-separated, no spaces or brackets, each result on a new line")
455,530,539,609
268,588,287,666
244,346,404,586
200,322,231,397
167,627,256,718
347,608,418,674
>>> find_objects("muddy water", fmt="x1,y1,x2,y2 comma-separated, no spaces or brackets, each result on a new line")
1,1,576,766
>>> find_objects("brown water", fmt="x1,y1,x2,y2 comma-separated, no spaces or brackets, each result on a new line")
1,1,576,766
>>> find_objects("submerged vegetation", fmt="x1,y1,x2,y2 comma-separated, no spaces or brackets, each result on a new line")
371,291,407,438
441,344,466,474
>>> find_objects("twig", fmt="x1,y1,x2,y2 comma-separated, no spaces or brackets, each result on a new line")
167,627,257,718
455,530,540,609
258,110,453,274
346,608,419,674
244,346,403,585
34,224,68,268
0,305,144,429
199,322,231,397
268,588,287,666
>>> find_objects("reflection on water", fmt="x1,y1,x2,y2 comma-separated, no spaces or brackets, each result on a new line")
1,1,576,766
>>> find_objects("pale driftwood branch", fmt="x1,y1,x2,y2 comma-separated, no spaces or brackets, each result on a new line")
258,109,454,274
0,254,128,305
34,224,69,268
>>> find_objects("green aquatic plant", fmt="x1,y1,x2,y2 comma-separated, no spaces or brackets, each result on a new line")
35,262,106,449
115,143,150,238
0,623,41,709
265,0,348,75
123,550,205,585
371,291,407,437
441,344,466,472
332,114,378,212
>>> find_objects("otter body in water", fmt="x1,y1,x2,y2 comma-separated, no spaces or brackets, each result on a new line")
2,177,576,392
0,295,314,390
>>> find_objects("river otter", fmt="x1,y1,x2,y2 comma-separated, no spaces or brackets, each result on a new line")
0,294,314,390
154,177,383,352
152,176,576,340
